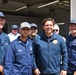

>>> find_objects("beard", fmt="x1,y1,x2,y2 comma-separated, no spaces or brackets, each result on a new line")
21,34,28,38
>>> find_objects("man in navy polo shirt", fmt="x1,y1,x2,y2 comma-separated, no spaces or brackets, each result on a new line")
66,20,76,75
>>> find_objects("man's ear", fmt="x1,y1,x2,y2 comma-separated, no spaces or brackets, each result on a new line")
19,29,20,33
36,29,38,33
3,19,5,25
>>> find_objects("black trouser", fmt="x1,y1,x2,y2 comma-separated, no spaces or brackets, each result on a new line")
67,73,74,75
0,72,2,75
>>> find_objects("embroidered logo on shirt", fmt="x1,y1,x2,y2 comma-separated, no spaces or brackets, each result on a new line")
18,50,22,52
5,43,8,45
18,41,22,43
30,47,32,51
53,40,58,44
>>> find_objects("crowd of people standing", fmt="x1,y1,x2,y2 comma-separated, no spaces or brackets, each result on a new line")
0,11,76,75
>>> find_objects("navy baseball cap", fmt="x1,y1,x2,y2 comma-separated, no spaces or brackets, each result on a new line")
0,12,5,18
11,25,18,29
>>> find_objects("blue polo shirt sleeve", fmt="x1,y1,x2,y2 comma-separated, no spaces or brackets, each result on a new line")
32,37,38,69
60,37,68,71
4,43,15,75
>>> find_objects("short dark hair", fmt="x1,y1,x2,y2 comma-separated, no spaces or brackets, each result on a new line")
70,23,76,25
42,18,55,26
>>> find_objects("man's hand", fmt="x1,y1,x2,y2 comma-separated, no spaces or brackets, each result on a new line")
60,70,67,75
74,71,76,75
34,68,41,75
0,65,3,72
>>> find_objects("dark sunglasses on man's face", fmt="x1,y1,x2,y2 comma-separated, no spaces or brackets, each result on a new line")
13,29,18,30
53,29,58,32
31,27,37,30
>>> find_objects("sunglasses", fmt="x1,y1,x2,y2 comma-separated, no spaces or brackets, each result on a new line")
12,29,18,30
31,27,37,30
53,29,59,32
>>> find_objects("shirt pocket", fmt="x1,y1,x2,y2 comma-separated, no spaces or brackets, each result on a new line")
15,50,26,63
4,42,9,49
30,50,33,56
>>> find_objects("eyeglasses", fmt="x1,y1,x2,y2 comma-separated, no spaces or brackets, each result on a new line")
31,27,37,30
53,29,59,32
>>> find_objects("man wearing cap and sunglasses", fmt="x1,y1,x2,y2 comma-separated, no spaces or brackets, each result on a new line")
53,24,60,34
8,25,20,42
4,22,36,75
53,24,66,41
29,23,38,41
0,11,10,75
66,20,76,75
